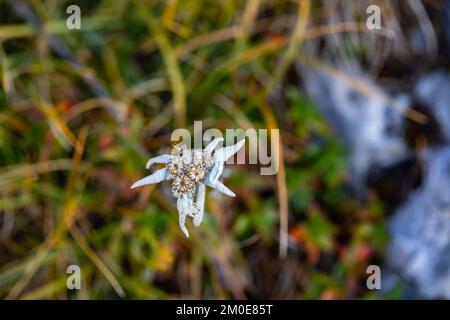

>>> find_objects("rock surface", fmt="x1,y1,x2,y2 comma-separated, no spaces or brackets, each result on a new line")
300,65,409,191
386,72,450,298
303,66,450,298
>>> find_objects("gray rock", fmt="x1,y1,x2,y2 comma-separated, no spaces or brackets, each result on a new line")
415,71,450,142
386,72,450,298
300,66,450,298
299,65,409,190
387,147,450,298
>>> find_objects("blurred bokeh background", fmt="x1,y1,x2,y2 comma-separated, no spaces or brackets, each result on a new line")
1,0,449,299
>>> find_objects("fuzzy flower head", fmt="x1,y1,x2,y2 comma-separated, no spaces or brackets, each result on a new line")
166,144,214,197
131,137,245,237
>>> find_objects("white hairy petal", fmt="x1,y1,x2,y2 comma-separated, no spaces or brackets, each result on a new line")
204,162,236,197
131,168,169,189
205,179,236,197
214,139,245,162
145,154,171,170
208,161,223,182
193,183,206,226
177,196,191,237
204,137,224,155
216,181,236,197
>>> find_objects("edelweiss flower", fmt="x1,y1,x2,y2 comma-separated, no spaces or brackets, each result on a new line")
131,137,245,237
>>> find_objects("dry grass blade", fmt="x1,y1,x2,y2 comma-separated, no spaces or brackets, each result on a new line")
37,101,78,149
297,54,427,124
0,111,26,132
176,26,240,58
0,42,15,94
259,100,289,258
5,245,51,299
68,218,126,298
241,0,261,32
270,0,311,90
20,277,67,300
142,7,186,128
266,0,311,258
176,19,390,61
0,17,114,41
0,159,87,184
65,127,126,298
63,98,128,122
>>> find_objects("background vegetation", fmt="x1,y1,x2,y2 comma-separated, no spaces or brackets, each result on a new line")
0,0,443,299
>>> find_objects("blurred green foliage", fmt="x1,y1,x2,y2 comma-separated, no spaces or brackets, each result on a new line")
0,0,398,299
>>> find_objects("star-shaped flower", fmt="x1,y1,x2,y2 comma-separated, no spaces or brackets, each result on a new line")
131,137,245,237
